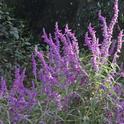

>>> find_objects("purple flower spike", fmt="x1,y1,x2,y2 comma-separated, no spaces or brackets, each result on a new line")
12,68,25,93
32,53,37,80
116,101,124,123
108,0,119,36
112,30,124,64
85,24,101,72
0,77,7,98
103,0,119,60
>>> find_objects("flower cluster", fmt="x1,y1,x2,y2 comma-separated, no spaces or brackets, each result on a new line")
34,23,89,110
0,68,37,123
85,0,124,123
85,0,124,72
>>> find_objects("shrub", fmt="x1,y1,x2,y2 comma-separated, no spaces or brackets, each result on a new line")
0,2,34,79
0,0,124,123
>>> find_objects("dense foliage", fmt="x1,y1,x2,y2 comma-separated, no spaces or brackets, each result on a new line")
0,2,35,79
0,0,124,124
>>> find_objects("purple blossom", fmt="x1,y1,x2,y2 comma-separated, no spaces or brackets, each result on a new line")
85,24,101,72
116,101,124,123
104,0,119,60
35,46,49,72
108,0,119,37
109,39,117,55
32,53,37,80
0,77,7,98
3,67,37,123
98,11,109,59
52,92,63,111
54,22,61,52
12,68,25,91
98,11,108,40
112,30,124,64
113,83,124,97
85,0,120,69
34,24,89,111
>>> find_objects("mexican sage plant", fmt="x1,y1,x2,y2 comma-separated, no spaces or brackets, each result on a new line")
0,0,124,123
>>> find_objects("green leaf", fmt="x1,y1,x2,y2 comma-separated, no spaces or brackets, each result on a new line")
10,27,19,40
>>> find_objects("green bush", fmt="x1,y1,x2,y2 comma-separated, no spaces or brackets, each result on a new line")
0,2,34,79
